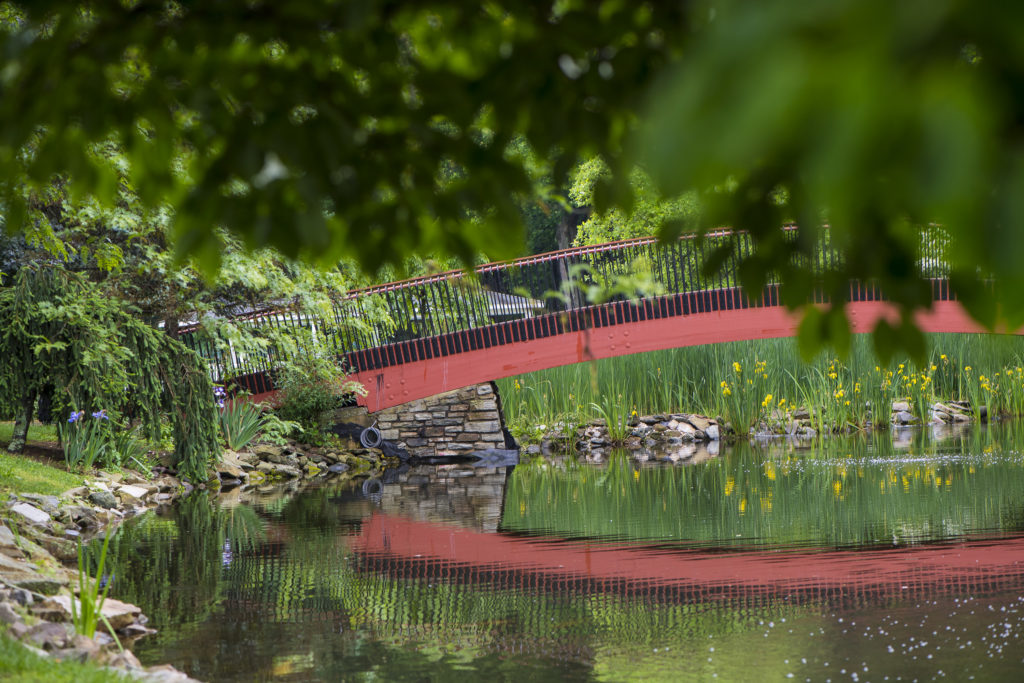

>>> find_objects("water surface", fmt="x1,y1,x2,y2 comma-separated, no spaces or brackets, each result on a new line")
107,424,1024,681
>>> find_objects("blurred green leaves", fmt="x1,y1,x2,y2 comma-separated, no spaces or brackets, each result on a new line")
5,1,1024,358
638,0,1024,357
0,1,685,272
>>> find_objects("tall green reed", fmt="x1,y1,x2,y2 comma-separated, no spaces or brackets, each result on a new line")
496,333,1024,440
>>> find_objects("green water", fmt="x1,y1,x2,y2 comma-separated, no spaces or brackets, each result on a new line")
103,424,1024,681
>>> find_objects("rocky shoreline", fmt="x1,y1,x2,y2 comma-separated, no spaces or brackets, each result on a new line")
0,437,390,681
529,400,980,461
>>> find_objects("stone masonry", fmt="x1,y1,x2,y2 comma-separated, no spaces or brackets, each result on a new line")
374,382,515,456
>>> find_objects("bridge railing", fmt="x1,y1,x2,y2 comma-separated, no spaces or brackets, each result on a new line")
180,226,952,390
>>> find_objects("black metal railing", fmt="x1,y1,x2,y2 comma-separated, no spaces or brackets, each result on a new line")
179,226,954,393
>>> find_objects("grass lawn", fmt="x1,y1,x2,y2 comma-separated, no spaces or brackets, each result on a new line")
0,633,120,682
0,422,82,496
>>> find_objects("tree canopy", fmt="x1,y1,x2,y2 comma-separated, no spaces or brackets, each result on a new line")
3,1,1024,356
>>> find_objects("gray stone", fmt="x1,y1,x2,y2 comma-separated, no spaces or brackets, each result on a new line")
63,505,100,528
9,588,33,606
253,444,285,459
10,503,50,526
88,490,118,509
464,420,499,433
256,462,301,478
117,485,150,500
327,463,350,474
476,384,494,396
892,401,911,413
25,620,71,650
0,600,21,625
50,595,141,632
682,415,714,431
895,410,918,425
0,523,19,554
20,494,59,515
705,424,720,441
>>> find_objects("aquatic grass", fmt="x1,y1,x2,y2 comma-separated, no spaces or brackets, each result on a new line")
72,528,122,650
496,334,1024,441
591,397,631,443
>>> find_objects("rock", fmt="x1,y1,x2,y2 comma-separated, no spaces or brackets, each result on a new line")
952,411,971,423
892,401,911,412
682,414,715,431
104,648,144,669
0,553,64,595
31,597,70,622
63,505,100,529
10,503,51,526
50,595,141,632
0,600,22,625
0,523,20,556
9,588,33,606
253,444,285,459
30,533,77,563
255,462,301,478
19,494,60,515
705,424,721,441
88,491,118,509
25,620,71,650
895,410,918,425
121,622,157,638
117,485,150,500
215,459,245,480
327,463,350,474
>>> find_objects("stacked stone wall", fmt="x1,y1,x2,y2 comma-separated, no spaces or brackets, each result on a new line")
375,382,513,456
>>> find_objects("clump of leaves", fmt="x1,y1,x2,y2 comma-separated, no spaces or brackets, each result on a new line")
218,399,266,451
273,351,364,434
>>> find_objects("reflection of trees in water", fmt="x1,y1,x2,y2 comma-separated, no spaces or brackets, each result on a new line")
503,427,1024,547
105,476,821,680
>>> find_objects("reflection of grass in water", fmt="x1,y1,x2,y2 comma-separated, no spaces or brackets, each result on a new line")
504,426,1024,547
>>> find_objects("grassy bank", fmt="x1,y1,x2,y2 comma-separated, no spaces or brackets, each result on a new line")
0,423,82,496
495,333,1024,440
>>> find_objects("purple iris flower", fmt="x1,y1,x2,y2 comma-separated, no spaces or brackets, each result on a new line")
68,410,85,424
91,409,109,420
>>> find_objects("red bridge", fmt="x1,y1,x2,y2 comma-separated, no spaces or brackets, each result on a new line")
182,229,1004,412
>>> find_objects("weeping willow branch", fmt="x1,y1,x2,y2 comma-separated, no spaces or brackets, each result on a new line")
0,265,219,480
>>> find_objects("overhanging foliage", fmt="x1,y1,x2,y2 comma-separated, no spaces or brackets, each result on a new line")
0,266,220,480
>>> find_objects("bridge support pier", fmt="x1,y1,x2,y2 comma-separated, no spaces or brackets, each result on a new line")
369,382,515,457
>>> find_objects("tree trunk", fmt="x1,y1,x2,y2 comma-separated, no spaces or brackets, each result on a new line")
6,390,36,454
165,315,179,339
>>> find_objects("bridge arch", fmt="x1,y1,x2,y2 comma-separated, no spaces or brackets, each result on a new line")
182,231,1010,413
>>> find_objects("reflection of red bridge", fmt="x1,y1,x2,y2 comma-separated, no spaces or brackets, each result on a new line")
351,513,1024,605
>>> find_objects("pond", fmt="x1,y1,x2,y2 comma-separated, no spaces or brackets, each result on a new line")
104,424,1024,681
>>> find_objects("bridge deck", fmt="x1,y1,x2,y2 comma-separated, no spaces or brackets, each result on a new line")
178,230,1008,412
